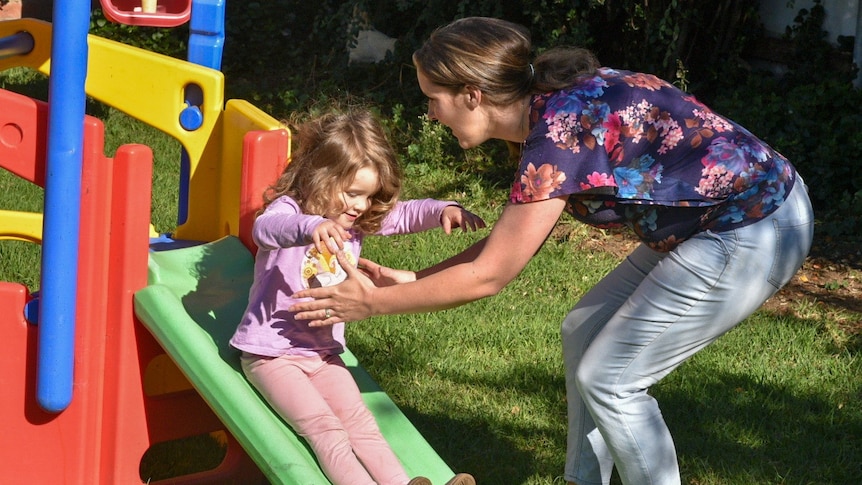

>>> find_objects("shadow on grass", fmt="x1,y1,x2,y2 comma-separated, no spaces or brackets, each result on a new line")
658,369,862,484
354,313,860,485
392,358,862,485
354,340,569,483
401,410,553,483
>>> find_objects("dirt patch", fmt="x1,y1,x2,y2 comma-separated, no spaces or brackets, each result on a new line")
557,225,862,337
772,238,862,321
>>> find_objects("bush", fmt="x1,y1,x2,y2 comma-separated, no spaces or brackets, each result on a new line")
89,8,188,58
709,1,862,237
87,1,861,238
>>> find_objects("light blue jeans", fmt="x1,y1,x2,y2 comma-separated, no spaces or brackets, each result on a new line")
562,179,814,485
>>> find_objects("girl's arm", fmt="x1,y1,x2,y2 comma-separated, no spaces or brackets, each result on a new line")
380,199,484,235
254,197,349,252
290,195,567,324
439,204,486,234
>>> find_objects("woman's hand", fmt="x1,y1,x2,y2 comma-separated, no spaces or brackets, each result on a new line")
291,251,375,326
293,196,568,326
358,257,416,286
441,205,486,234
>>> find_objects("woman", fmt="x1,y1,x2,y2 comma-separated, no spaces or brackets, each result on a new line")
290,17,814,485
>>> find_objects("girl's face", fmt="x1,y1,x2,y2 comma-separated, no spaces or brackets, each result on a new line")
417,68,489,149
328,166,379,230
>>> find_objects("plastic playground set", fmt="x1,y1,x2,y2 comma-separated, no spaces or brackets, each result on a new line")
0,1,458,483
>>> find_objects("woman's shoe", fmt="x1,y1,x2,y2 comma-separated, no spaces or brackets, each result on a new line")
407,477,432,485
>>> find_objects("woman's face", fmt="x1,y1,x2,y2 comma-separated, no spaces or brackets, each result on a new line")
417,68,488,149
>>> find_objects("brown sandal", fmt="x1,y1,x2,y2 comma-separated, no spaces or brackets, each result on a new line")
444,473,476,485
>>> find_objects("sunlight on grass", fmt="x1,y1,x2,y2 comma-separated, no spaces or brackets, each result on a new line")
1,84,858,482
0,168,44,289
353,170,862,484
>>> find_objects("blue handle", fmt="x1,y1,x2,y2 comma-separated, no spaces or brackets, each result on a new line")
0,31,34,59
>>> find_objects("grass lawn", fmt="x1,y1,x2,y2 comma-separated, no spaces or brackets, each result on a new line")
0,84,859,483
355,205,862,484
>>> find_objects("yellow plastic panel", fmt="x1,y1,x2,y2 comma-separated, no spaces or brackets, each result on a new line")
0,19,53,74
0,19,223,164
174,99,283,242
1,20,287,244
0,210,43,243
85,37,224,164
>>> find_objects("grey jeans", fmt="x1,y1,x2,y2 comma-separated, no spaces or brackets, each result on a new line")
562,179,814,485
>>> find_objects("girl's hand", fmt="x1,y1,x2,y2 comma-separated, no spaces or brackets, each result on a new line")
311,219,351,254
440,205,487,234
358,257,416,287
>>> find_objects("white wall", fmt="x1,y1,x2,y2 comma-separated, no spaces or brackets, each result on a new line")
759,0,859,43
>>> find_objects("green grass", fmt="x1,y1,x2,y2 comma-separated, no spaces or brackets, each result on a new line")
352,168,862,484
1,73,859,483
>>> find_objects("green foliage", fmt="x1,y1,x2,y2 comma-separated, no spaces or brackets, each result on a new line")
87,1,761,121
83,1,860,237
519,0,762,91
207,0,766,124
403,114,451,167
89,8,188,58
780,0,855,86
220,0,361,116
709,2,862,238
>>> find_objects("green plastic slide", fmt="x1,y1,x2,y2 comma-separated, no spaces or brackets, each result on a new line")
133,235,455,484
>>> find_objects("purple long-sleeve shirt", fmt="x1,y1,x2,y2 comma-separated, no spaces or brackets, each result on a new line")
230,195,457,358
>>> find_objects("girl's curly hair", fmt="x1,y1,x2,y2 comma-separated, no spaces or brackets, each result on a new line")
262,109,402,234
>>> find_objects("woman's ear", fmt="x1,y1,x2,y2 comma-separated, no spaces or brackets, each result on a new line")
464,85,483,109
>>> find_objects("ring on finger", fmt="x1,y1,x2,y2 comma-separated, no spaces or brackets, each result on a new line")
325,308,331,318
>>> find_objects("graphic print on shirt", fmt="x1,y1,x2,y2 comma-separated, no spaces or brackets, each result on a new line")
301,244,358,289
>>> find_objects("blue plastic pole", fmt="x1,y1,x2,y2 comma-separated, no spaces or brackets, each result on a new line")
188,0,226,71
36,0,89,413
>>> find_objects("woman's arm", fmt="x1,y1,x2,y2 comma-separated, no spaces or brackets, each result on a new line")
290,195,567,325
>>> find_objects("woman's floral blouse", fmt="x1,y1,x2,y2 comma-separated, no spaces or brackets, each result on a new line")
510,68,796,252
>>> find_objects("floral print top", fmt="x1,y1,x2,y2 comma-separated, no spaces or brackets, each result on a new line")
509,68,796,252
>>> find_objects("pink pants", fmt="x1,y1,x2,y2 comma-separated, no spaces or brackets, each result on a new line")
241,352,409,485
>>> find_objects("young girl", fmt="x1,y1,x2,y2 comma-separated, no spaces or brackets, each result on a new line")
230,109,481,485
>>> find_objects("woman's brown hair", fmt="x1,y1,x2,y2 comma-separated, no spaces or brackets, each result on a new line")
413,17,600,104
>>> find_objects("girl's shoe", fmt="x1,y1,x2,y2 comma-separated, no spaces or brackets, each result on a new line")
407,478,432,485
445,473,476,485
